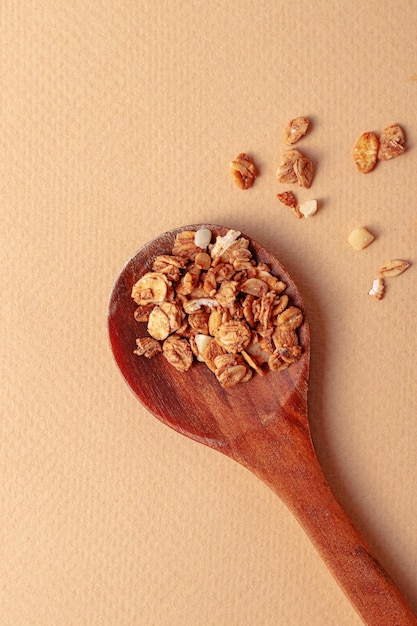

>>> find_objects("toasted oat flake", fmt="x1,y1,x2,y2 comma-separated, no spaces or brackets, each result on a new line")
378,259,410,277
353,132,379,173
379,124,406,161
283,117,310,145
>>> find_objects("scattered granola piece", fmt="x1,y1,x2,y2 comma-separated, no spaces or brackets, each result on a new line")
299,199,318,218
276,149,302,185
353,131,379,173
348,227,375,250
283,117,310,145
368,277,385,300
378,259,410,277
276,149,314,188
230,153,258,189
276,191,302,218
379,124,406,160
293,154,314,188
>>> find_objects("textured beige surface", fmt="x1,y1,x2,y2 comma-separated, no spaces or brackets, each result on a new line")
2,1,417,624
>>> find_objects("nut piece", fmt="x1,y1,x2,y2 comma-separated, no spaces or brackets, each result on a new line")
194,228,212,249
230,153,257,189
283,117,310,145
379,124,406,160
353,132,379,173
348,227,375,250
378,259,410,277
368,277,385,300
299,199,318,218
276,149,314,188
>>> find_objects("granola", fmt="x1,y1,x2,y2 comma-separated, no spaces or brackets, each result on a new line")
379,124,406,160
230,153,258,189
276,149,314,188
353,132,379,173
283,117,310,145
131,229,304,387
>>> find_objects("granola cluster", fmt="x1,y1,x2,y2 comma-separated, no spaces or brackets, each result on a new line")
132,228,303,387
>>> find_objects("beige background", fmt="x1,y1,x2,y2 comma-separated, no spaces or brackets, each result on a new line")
2,1,417,624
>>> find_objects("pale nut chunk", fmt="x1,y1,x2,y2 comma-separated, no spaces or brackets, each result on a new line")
240,277,269,297
213,353,252,387
194,228,212,249
299,199,318,218
277,306,303,330
379,124,405,160
283,117,310,145
216,320,252,353
230,153,258,189
133,336,162,358
162,335,193,372
131,272,171,305
353,132,379,173
378,259,410,277
194,334,212,362
368,277,385,300
348,227,375,250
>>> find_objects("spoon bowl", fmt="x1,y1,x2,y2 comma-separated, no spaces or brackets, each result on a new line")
108,224,416,625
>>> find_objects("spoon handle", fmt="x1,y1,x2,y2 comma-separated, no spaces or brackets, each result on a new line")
234,425,417,625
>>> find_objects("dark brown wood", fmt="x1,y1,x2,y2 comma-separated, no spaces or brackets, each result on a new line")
108,224,417,625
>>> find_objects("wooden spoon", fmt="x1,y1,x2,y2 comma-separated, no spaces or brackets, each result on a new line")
108,224,416,625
